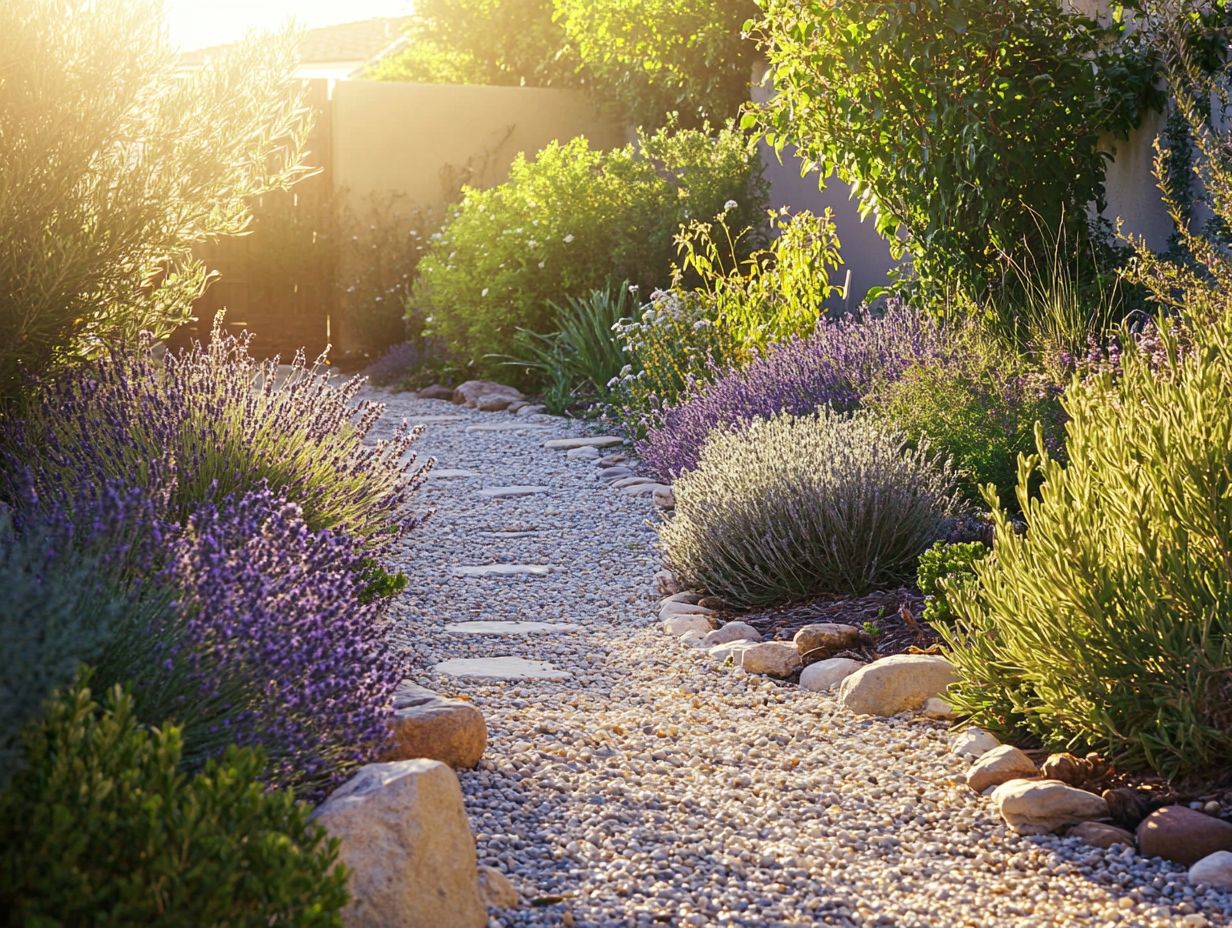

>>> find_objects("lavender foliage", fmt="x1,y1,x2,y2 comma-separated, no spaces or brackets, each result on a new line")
3,320,432,548
638,301,944,479
152,487,402,795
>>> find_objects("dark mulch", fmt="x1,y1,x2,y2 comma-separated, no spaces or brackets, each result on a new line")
720,586,937,661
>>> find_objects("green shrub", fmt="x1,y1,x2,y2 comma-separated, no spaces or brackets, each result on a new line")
611,208,842,432
554,0,758,128
368,0,582,88
502,280,637,414
659,410,959,608
412,125,764,375
940,310,1232,777
751,0,1157,301
916,541,987,628
0,0,311,403
0,679,349,926
867,336,1066,508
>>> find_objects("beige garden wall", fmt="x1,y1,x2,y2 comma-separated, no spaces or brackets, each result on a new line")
331,80,625,220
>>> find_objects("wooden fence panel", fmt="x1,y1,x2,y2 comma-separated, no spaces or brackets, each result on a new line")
169,80,336,361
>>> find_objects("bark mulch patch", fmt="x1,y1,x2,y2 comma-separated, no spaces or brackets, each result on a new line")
717,586,936,661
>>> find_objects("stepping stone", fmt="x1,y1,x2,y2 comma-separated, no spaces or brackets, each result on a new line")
477,486,550,499
429,469,479,479
452,564,552,578
476,530,541,539
433,657,571,681
543,436,623,450
444,621,581,635
466,423,555,433
412,415,467,423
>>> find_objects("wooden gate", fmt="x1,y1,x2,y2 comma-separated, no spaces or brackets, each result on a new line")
169,80,337,362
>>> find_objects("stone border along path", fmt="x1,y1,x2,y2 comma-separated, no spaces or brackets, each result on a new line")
368,390,1232,928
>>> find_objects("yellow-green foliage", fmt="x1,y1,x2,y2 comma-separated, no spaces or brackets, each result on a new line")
660,410,958,608
940,314,1232,777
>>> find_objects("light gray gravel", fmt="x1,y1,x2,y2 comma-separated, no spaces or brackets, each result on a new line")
370,390,1232,928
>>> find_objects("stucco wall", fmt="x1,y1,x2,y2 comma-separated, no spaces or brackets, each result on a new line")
331,80,625,220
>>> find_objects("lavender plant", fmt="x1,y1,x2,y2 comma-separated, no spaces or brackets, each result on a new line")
145,488,403,794
637,302,943,479
0,482,166,781
659,410,959,608
4,320,431,547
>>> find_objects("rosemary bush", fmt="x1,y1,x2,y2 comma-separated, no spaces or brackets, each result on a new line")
660,410,959,608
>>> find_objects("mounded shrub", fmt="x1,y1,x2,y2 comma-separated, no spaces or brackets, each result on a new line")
4,321,430,547
412,125,764,374
637,301,942,479
0,679,348,927
940,313,1232,777
867,337,1066,507
659,410,959,608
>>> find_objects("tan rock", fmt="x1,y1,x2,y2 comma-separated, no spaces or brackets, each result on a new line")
991,778,1109,835
1189,850,1232,892
738,641,802,678
452,380,523,408
837,654,956,716
477,866,520,908
1068,821,1135,849
792,623,862,663
949,728,1000,758
965,745,1037,792
662,613,715,637
655,569,681,595
386,699,487,770
314,760,485,928
653,485,675,509
701,622,761,647
798,657,864,692
659,601,715,619
1137,806,1232,866
922,697,955,720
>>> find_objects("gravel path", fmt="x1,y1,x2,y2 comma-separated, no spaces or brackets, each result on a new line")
371,391,1232,928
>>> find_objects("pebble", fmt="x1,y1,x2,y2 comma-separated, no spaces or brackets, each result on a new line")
370,392,1232,928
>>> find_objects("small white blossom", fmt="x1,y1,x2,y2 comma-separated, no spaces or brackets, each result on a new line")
724,199,738,211
563,234,575,244
538,261,546,269
481,287,489,297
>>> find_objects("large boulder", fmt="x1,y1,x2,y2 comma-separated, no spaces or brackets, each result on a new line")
965,745,1037,792
792,623,862,663
452,380,523,409
1136,806,1232,866
837,654,956,716
314,759,486,928
386,687,487,770
1067,821,1136,850
991,778,1109,835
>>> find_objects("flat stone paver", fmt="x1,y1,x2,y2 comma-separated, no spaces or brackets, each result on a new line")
466,423,555,433
433,656,572,681
429,468,479,479
451,564,553,578
542,436,623,450
477,486,550,499
444,621,582,635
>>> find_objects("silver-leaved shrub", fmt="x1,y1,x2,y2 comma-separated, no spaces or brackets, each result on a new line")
659,410,959,608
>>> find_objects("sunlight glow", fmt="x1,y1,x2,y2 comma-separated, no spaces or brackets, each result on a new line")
163,0,411,51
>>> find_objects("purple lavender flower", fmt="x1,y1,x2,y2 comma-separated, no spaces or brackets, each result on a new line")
150,487,402,795
638,301,944,479
3,321,432,550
